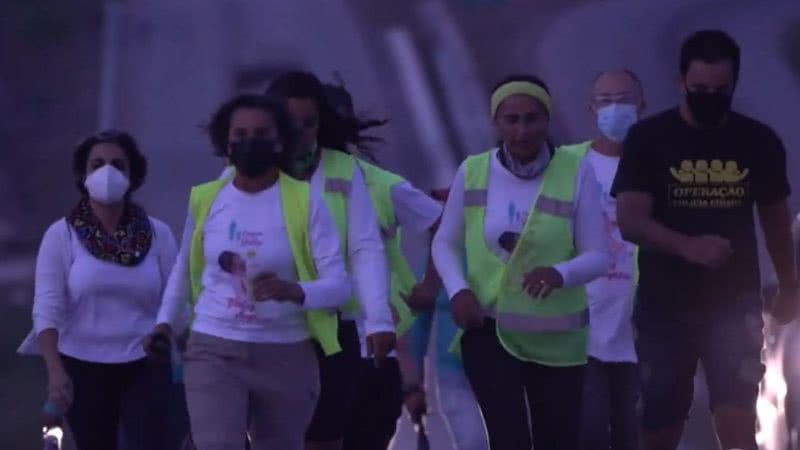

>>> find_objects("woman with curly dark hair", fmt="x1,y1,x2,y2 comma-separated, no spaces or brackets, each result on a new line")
153,93,351,450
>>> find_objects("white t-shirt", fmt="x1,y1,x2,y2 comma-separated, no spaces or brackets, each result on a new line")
30,217,177,363
433,148,610,299
585,150,637,362
158,180,351,343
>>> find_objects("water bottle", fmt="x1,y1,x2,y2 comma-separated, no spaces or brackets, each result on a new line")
41,400,64,450
148,333,183,384
42,426,62,450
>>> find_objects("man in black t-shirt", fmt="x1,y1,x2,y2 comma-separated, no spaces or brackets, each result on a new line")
612,30,798,450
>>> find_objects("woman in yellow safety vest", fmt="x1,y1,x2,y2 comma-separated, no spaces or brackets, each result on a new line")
322,80,444,450
265,71,396,450
431,75,610,450
151,93,351,450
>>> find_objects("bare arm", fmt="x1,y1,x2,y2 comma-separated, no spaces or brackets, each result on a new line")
395,333,422,385
616,191,689,256
419,255,442,292
38,329,64,373
758,199,798,290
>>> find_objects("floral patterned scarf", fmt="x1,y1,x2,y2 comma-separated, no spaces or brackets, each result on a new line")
67,199,153,266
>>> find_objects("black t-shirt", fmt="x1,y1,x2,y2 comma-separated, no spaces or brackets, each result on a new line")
611,108,790,319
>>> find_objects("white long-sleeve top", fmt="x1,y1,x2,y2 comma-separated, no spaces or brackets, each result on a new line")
157,180,351,343
353,179,443,357
309,157,395,337
433,147,609,300
30,217,177,363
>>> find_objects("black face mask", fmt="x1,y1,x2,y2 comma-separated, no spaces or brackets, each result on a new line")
229,138,280,177
686,90,732,127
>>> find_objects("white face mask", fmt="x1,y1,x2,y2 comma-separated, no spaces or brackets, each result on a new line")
84,164,130,205
596,103,638,142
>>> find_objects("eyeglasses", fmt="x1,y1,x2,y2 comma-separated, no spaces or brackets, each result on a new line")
592,93,638,107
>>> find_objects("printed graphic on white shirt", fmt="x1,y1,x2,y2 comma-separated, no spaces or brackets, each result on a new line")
589,153,636,282
220,219,288,321
600,188,635,282
498,200,528,253
217,248,256,322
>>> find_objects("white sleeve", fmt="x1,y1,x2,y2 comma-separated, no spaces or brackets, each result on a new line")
156,207,194,333
552,160,610,287
151,218,189,331
390,181,443,232
33,220,71,334
347,166,394,335
432,163,469,300
152,219,178,292
300,195,353,309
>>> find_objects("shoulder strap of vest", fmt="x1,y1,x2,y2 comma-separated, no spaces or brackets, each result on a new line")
556,141,592,158
358,159,404,187
539,142,589,200
463,150,494,191
279,172,317,281
321,148,356,180
190,179,229,220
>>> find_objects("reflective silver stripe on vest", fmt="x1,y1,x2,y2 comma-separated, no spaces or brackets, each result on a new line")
325,178,352,195
485,307,589,332
535,195,573,218
381,222,398,240
464,189,488,207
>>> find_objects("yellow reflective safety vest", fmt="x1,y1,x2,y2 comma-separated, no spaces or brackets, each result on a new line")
460,144,591,366
357,160,416,336
188,172,341,356
319,149,415,335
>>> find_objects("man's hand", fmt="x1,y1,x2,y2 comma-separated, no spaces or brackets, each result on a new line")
522,267,564,299
403,384,427,424
367,331,397,367
252,273,305,304
451,289,485,329
678,235,733,268
770,283,799,324
403,283,438,312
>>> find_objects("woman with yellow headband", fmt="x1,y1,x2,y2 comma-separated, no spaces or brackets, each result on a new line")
432,75,610,450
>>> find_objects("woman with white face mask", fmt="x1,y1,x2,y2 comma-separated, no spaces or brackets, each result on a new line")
23,130,179,450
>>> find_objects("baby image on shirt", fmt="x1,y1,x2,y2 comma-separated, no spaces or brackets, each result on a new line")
217,250,257,322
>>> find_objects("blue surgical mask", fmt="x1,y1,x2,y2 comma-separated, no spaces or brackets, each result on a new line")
597,104,638,142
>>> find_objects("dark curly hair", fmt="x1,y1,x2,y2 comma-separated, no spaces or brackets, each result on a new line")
323,81,388,162
265,71,383,161
72,129,147,198
206,93,297,171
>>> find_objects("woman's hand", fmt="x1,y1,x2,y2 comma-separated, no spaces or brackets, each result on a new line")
403,282,438,312
143,323,173,362
522,267,564,299
252,273,305,304
46,364,73,412
451,289,485,329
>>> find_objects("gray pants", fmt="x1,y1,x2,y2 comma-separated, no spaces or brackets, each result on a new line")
183,332,320,450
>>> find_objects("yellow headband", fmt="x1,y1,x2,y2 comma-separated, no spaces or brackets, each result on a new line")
490,81,552,117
